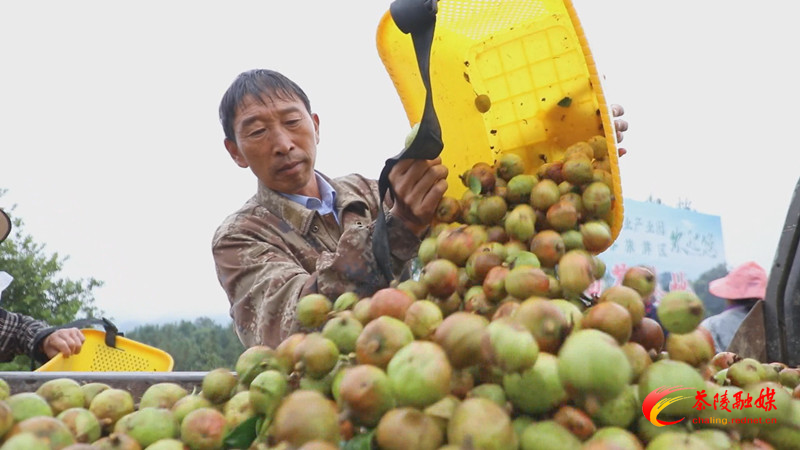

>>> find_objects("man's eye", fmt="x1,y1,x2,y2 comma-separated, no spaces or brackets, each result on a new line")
248,129,266,137
285,119,300,127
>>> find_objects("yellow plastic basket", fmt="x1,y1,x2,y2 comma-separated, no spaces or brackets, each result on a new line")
35,329,174,372
377,0,623,241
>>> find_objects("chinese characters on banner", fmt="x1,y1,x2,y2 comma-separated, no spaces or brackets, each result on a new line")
594,199,726,303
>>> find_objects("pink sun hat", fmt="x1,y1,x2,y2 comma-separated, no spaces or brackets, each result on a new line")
709,261,768,300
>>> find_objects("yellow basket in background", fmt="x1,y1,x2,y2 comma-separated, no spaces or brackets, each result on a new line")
376,0,623,241
36,329,174,372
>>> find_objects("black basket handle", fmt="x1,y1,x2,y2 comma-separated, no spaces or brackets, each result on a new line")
373,0,444,281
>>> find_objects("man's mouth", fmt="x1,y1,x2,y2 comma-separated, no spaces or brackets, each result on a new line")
277,160,302,173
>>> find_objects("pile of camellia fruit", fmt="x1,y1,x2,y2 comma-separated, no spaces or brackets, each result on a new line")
2,137,800,449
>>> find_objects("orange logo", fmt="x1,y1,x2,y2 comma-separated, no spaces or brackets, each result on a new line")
641,386,692,426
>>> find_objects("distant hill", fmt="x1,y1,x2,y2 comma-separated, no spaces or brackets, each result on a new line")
106,313,233,334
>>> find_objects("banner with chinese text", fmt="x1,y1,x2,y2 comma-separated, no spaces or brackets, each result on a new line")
593,199,726,301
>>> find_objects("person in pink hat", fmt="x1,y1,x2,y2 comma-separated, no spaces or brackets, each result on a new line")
699,261,768,353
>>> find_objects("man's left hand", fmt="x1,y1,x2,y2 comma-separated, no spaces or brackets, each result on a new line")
611,104,628,157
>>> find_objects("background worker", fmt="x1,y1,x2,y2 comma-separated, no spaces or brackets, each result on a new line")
698,261,768,353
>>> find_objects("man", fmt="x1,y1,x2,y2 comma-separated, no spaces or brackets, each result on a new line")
212,69,448,348
699,261,768,353
0,208,85,363
213,69,630,348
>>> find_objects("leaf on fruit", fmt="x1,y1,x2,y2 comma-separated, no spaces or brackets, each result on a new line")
469,175,482,195
343,429,376,450
223,415,260,449
558,97,572,107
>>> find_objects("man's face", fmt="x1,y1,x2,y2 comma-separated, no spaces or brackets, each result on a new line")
225,94,320,197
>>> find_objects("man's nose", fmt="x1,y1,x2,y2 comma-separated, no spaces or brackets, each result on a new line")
271,128,294,154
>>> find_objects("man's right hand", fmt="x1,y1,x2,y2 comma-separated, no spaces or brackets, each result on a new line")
388,157,449,237
42,328,85,359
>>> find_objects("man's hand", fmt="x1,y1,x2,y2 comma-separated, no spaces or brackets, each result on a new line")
388,157,449,237
611,104,628,157
42,328,85,359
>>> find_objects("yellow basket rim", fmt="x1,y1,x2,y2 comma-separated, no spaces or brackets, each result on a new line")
35,328,174,372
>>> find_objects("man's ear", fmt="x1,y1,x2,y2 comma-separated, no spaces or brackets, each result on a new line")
312,113,320,144
224,138,249,168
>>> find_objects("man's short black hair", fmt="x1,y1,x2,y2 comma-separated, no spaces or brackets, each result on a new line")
219,69,312,142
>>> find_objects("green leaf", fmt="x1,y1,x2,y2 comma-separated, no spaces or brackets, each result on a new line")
557,96,572,107
223,414,260,449
469,175,482,195
342,429,376,450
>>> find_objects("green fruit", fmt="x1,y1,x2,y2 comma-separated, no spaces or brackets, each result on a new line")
646,431,713,449
139,383,188,410
657,290,705,334
727,358,768,387
333,291,359,311
4,416,75,448
57,407,102,444
321,312,363,353
89,388,135,433
0,432,51,450
35,378,85,417
584,426,643,450
692,429,736,449
235,345,288,388
296,293,333,329
482,318,539,373
223,391,256,430
519,420,581,450
375,407,444,450
201,368,238,404
6,393,53,422
0,379,10,401
0,401,15,438
387,341,452,409
638,359,705,419
503,353,567,415
249,370,288,417
557,329,631,401
170,394,212,425
467,384,507,408
114,407,179,448
590,384,638,429
447,398,518,450
337,365,395,427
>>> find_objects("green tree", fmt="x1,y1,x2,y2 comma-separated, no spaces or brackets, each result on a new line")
0,193,104,370
127,318,246,371
692,263,729,317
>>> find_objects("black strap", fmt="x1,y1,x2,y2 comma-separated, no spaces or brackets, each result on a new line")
30,317,122,369
373,0,444,281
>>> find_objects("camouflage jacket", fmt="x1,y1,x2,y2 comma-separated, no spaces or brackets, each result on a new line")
212,173,421,348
